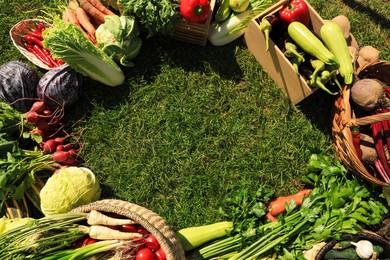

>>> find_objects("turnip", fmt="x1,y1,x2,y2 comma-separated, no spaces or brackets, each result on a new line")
350,78,389,111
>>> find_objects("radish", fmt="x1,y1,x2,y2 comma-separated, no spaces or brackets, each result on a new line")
43,139,58,153
26,111,40,124
52,150,70,163
30,101,46,113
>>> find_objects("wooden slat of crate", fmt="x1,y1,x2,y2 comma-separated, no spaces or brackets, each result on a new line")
171,0,216,46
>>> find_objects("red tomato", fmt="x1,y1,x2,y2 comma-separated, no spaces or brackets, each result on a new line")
135,248,155,260
144,235,160,251
154,247,166,260
81,237,98,247
121,224,138,233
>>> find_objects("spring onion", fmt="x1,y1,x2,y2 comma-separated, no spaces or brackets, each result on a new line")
208,0,272,46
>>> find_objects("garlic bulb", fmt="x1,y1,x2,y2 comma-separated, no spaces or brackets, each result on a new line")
350,240,374,259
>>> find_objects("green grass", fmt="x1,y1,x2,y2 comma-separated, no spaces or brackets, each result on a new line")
1,0,389,235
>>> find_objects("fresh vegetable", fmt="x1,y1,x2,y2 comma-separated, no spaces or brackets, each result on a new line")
198,154,388,259
331,15,351,39
177,221,233,251
95,15,142,67
267,189,311,217
284,42,305,64
86,210,137,226
351,127,362,159
358,45,381,67
79,0,111,25
88,224,142,240
42,17,125,87
350,78,388,111
40,167,101,215
320,22,354,84
279,0,310,27
136,247,155,260
323,247,359,259
0,217,34,234
180,0,211,23
287,21,338,66
350,240,374,259
208,0,272,46
37,64,83,110
215,0,232,23
121,0,179,37
0,61,39,113
260,15,281,53
229,0,250,13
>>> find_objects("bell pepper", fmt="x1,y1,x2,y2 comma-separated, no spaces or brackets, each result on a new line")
180,0,211,23
279,0,310,27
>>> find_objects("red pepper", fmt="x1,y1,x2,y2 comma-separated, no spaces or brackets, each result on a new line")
23,34,44,48
279,0,310,27
180,0,211,23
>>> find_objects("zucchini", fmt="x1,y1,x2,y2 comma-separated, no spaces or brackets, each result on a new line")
320,21,354,84
287,21,339,66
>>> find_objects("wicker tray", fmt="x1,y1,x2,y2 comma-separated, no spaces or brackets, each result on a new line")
332,61,390,186
72,199,186,260
9,19,53,70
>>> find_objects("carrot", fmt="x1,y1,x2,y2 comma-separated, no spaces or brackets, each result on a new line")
68,0,79,11
63,8,81,27
87,0,116,16
79,0,106,25
267,189,312,217
264,212,278,222
75,6,96,40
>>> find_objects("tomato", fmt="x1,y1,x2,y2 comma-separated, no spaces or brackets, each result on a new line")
121,223,138,233
144,235,160,251
154,247,166,260
135,248,155,260
81,237,98,247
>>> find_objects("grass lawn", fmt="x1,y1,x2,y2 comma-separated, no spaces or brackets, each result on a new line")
1,0,389,236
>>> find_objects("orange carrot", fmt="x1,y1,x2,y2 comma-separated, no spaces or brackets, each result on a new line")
68,0,79,11
87,0,116,16
75,6,96,39
63,8,81,28
264,212,278,222
267,189,312,217
79,0,106,25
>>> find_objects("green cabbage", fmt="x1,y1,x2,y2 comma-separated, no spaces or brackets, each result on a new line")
40,167,101,216
42,17,125,87
96,15,142,67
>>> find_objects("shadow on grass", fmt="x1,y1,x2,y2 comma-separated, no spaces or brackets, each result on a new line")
342,0,390,31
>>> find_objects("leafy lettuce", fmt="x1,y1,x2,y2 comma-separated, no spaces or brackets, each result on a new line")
42,17,125,87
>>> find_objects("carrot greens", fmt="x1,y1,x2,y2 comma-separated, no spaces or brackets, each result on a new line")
199,154,388,259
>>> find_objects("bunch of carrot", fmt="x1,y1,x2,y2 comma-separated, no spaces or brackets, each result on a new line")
23,23,64,68
62,0,116,45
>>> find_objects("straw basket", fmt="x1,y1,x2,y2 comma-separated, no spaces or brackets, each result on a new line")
72,199,186,260
304,231,390,259
9,19,53,70
332,61,390,186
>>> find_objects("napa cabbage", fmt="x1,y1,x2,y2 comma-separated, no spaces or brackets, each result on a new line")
42,17,125,87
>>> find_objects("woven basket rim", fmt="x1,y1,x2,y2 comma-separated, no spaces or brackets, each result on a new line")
332,61,390,186
9,19,53,70
72,199,186,260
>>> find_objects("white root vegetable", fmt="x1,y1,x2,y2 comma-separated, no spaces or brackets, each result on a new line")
350,240,374,259
350,78,388,111
87,210,137,226
331,15,351,39
88,225,142,240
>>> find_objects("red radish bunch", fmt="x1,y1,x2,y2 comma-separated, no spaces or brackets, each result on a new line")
26,100,81,166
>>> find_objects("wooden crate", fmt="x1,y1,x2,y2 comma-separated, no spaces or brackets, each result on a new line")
171,0,216,46
244,0,326,105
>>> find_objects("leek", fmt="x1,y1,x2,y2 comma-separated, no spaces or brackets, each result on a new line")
208,0,272,46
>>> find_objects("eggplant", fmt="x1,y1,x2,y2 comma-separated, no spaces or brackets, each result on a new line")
0,61,39,112
37,64,83,110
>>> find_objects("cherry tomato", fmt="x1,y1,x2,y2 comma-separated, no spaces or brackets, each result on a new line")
154,247,166,260
121,224,138,233
144,235,160,251
135,248,155,260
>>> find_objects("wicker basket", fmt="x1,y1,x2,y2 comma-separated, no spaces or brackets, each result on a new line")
332,61,390,186
304,231,390,260
9,19,53,70
72,199,186,260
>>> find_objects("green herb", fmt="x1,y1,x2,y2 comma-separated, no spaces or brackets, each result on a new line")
121,0,180,37
199,154,388,259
